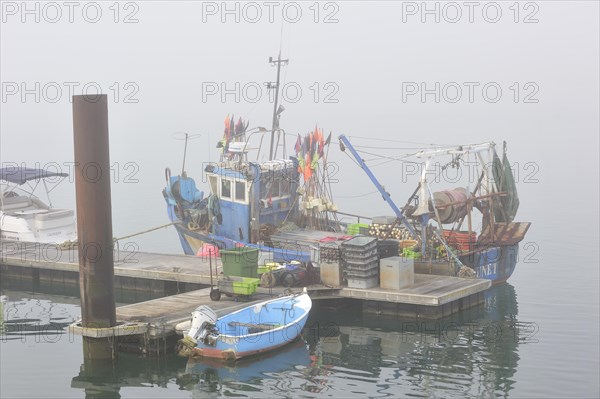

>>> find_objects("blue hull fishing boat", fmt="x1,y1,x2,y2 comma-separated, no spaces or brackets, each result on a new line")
179,291,312,360
162,57,530,285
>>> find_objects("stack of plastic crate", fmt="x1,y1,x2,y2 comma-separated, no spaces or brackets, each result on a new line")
341,236,379,289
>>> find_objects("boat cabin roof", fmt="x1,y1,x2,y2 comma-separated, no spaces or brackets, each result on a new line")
0,167,68,185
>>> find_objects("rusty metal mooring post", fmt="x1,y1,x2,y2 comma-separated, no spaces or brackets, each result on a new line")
72,94,117,360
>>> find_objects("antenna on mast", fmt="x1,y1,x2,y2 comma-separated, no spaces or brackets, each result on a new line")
267,53,288,160
181,133,189,175
173,132,202,177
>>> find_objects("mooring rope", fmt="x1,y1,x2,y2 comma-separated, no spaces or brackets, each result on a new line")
56,221,180,250
113,222,179,242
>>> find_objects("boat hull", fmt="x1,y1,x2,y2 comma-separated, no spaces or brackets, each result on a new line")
186,293,312,360
185,340,310,383
171,216,520,286
414,244,520,285
168,207,312,262
0,211,76,244
172,223,520,286
460,244,519,285
190,338,304,360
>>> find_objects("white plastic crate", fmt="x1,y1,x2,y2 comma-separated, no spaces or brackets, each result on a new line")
347,276,378,289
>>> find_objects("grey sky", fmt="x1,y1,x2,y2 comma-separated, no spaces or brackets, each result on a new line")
1,1,598,252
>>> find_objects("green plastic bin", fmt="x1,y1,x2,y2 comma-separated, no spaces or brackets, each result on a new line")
218,277,260,296
347,223,370,235
402,247,422,259
220,247,259,278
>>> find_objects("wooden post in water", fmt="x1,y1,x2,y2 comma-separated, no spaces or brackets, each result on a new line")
72,94,117,360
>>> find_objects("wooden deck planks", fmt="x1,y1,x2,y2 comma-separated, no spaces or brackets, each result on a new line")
338,274,490,306
0,242,221,285
2,241,491,312
115,288,277,337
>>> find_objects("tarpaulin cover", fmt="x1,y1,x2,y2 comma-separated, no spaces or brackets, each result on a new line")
0,167,68,185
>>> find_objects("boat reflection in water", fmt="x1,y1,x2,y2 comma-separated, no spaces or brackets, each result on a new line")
303,283,525,398
176,283,526,398
180,340,312,394
1,283,524,397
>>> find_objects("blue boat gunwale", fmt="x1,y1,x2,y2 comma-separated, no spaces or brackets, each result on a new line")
211,293,311,341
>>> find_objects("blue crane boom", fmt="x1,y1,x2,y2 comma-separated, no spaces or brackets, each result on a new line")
338,135,418,239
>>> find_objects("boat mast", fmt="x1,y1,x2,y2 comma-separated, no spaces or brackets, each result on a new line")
181,133,189,176
268,53,288,160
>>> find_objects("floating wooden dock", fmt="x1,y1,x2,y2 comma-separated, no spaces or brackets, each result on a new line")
1,241,221,285
2,240,492,354
112,274,488,337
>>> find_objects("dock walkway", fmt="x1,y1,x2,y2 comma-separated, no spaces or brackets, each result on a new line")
2,240,491,327
1,241,219,285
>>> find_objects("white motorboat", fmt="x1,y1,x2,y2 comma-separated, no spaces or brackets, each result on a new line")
0,167,76,244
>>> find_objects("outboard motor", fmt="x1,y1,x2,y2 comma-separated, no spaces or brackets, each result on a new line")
186,305,218,344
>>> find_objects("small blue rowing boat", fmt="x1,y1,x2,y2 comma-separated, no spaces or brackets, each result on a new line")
179,290,312,360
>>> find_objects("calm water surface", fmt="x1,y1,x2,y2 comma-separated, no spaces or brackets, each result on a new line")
1,211,599,398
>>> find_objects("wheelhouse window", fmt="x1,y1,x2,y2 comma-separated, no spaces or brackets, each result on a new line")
259,171,294,200
221,179,231,199
235,181,246,202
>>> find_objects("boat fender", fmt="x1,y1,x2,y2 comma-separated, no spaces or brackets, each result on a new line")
165,167,171,183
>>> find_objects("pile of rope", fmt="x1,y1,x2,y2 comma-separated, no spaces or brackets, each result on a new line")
457,265,477,279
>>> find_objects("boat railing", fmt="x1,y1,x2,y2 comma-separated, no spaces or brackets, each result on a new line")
333,211,372,225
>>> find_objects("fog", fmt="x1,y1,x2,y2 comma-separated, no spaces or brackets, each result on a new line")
1,1,598,254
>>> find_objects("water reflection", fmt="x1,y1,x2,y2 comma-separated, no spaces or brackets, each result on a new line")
0,292,78,340
301,284,522,398
71,354,187,399
173,284,523,398
180,341,312,397
1,284,526,398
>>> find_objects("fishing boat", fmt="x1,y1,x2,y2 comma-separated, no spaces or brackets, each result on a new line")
336,137,531,284
162,57,530,285
178,290,312,360
0,167,77,244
